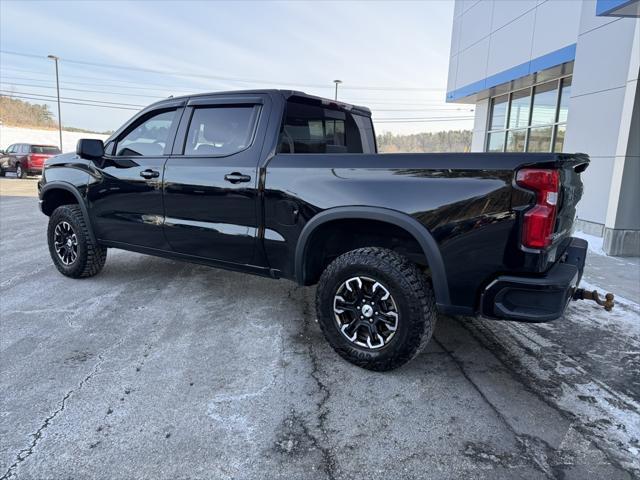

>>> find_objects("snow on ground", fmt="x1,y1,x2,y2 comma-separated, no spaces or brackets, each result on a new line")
574,230,606,256
579,279,639,333
465,296,640,472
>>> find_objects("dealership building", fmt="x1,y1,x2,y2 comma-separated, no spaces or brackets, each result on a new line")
447,0,639,255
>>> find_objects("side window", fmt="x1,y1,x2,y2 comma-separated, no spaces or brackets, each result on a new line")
278,100,373,154
183,105,261,156
116,109,177,157
18,145,27,154
6,145,15,154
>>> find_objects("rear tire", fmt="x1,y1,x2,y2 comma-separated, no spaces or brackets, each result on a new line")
0,167,5,177
16,163,26,179
316,247,437,371
47,205,107,278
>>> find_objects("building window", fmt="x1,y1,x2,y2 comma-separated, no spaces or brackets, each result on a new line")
485,76,571,153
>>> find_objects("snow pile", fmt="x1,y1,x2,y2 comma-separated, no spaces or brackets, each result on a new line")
573,230,606,256
0,125,109,154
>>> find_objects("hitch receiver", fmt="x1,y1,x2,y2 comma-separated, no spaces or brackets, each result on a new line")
573,288,615,311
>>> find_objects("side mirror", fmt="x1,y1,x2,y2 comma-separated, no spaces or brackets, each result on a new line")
76,139,104,160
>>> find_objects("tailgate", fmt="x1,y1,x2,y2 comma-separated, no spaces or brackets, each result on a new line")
29,154,52,169
554,153,589,243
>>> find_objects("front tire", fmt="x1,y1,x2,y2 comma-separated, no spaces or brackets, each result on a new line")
316,247,437,371
47,205,107,278
16,163,26,179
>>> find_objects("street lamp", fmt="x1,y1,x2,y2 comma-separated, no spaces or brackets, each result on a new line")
333,79,342,101
47,55,62,151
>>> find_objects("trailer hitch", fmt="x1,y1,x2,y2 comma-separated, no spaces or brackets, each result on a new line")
573,288,615,311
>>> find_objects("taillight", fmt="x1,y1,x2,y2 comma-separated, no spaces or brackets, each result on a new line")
516,168,560,249
26,154,32,168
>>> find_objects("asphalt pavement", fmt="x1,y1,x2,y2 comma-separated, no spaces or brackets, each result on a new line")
1,184,639,479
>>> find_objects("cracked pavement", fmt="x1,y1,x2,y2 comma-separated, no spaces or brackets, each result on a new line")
1,193,639,479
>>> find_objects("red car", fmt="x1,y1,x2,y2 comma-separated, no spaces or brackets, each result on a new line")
0,143,61,178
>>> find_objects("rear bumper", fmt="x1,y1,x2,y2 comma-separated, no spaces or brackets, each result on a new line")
480,237,587,322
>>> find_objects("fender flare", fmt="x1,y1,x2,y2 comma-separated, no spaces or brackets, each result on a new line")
40,182,97,245
294,206,450,307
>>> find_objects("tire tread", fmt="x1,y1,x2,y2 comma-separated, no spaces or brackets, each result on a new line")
316,247,437,371
48,204,106,278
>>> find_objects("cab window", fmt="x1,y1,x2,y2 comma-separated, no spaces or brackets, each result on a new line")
183,105,261,156
116,109,177,156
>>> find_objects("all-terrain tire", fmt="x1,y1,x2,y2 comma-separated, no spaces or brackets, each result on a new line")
316,247,437,371
48,205,107,278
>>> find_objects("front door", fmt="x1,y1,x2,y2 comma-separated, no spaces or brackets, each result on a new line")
162,95,269,265
87,107,182,249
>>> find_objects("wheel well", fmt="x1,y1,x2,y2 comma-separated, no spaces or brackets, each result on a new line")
41,188,79,216
302,219,428,285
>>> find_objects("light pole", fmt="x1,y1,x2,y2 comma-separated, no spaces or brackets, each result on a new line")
333,79,342,101
48,55,62,151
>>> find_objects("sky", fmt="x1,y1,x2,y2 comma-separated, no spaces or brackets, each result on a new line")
0,0,474,135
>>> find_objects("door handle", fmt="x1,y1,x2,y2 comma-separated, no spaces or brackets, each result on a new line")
224,172,251,184
140,169,160,179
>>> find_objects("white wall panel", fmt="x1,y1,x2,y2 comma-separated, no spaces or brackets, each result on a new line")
450,16,462,57
571,17,638,97
491,0,536,31
471,130,486,152
564,87,626,159
531,0,581,58
456,37,490,89
453,0,465,19
576,156,615,225
460,0,481,17
459,0,493,50
472,98,489,132
447,54,459,93
486,10,536,77
471,99,489,152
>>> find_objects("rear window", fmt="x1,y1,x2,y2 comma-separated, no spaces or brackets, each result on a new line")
278,100,375,154
31,146,61,154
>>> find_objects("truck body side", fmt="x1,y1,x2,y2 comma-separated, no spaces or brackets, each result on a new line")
39,89,589,323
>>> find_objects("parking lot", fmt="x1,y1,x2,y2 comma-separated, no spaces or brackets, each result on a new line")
1,179,639,479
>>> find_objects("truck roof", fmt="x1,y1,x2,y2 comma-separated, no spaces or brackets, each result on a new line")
149,89,372,116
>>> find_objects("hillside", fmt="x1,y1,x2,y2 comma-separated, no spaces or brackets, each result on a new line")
377,130,472,153
0,96,112,134
0,95,57,129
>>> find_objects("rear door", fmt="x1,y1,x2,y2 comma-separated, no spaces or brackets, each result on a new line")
88,106,183,249
162,94,270,264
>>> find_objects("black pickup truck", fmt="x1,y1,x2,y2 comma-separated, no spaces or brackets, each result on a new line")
38,89,590,370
